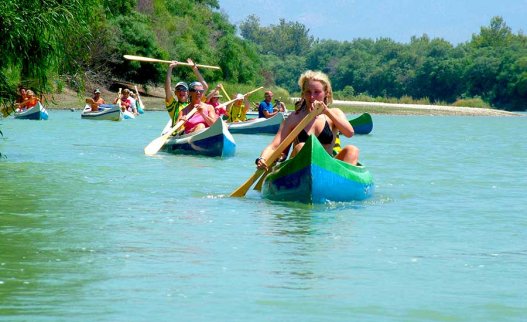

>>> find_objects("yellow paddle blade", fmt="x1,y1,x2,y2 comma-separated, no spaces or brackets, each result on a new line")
230,169,266,197
144,133,170,156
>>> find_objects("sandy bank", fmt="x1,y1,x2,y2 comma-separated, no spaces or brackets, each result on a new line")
332,100,521,116
41,88,522,117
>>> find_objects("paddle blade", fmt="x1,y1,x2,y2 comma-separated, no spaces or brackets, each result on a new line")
230,169,265,197
253,170,269,191
144,135,168,156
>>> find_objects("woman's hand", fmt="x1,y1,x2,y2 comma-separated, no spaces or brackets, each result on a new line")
196,104,205,115
255,157,268,171
187,58,197,70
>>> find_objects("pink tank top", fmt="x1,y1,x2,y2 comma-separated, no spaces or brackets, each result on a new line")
184,112,207,133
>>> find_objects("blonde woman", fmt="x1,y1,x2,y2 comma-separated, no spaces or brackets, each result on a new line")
256,70,358,170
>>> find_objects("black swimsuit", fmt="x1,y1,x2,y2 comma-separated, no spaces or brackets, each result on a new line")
297,118,334,144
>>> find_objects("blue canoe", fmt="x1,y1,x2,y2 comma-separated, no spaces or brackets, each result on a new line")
14,102,48,120
262,134,374,203
161,117,236,157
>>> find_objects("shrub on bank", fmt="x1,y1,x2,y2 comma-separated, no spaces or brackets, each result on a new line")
452,97,490,108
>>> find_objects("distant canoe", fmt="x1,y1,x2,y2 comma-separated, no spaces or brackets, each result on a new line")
246,111,290,120
262,134,374,203
81,104,122,121
228,112,285,134
349,113,373,135
247,111,373,135
14,102,48,120
123,110,135,119
161,118,236,157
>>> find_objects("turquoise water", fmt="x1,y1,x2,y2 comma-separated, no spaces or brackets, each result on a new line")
1,110,526,321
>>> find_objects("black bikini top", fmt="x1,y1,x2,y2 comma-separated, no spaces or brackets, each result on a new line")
297,118,334,144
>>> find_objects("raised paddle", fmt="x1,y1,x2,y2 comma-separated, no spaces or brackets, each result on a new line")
219,84,232,100
144,107,198,156
134,85,145,112
230,101,326,198
216,86,263,109
116,88,122,111
124,55,221,70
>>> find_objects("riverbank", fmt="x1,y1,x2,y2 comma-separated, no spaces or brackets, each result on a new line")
43,88,522,116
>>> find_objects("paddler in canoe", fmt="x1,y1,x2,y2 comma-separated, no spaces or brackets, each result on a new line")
206,84,226,117
85,88,106,112
175,81,218,134
165,58,208,127
16,89,40,112
255,70,359,170
226,93,250,122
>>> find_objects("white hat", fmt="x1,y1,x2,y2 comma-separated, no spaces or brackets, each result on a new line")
235,93,244,100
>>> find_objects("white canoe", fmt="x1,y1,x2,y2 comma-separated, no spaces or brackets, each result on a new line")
81,104,122,121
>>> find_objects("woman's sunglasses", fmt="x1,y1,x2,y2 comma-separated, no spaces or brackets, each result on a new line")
190,89,205,94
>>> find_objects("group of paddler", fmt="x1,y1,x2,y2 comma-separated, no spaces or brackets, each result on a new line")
163,58,271,134
122,54,362,197
1,86,41,117
85,87,144,115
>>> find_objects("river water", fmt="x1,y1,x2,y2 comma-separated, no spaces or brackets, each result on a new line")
1,110,526,321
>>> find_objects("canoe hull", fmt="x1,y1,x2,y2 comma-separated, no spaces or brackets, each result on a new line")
81,104,122,121
262,135,374,203
162,118,236,157
123,110,135,119
14,102,48,120
228,112,285,134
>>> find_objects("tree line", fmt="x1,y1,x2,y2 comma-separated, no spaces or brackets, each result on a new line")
1,1,526,111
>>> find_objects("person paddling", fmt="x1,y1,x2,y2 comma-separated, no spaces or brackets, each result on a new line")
16,90,39,112
88,89,105,111
226,93,250,122
255,70,359,171
176,81,218,134
165,58,208,127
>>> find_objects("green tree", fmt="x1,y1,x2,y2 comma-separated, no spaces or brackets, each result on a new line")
0,0,99,105
240,15,313,57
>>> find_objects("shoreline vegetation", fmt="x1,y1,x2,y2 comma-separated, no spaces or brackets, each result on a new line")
43,88,521,117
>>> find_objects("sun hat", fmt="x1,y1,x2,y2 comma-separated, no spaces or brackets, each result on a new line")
94,89,101,94
175,81,188,90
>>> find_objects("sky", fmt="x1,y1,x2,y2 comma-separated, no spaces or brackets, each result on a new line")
218,0,527,44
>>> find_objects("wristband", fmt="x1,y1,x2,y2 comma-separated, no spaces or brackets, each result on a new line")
255,157,265,165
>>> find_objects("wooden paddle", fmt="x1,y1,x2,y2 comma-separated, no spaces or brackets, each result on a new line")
216,86,263,110
219,84,232,100
124,55,221,70
116,88,122,111
230,101,325,198
253,170,269,191
144,107,198,156
134,85,145,111
253,145,291,191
